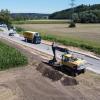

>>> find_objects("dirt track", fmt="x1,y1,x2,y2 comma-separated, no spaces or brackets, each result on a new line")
0,39,100,100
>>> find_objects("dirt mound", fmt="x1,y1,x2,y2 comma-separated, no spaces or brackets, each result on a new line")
61,77,78,86
36,63,78,86
36,63,63,81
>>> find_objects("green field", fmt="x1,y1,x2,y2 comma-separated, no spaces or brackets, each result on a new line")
15,23,100,55
0,29,3,31
13,20,70,24
0,41,28,70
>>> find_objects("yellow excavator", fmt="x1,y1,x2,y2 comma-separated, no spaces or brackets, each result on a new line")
49,42,86,76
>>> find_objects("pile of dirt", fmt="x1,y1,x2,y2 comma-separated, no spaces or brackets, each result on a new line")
36,63,78,86
61,77,78,86
36,63,63,81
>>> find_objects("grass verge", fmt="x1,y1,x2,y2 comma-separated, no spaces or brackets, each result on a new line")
15,27,25,34
41,34,100,55
0,29,3,31
0,41,28,70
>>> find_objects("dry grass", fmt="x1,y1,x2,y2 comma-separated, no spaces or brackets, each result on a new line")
15,23,100,54
16,24,100,45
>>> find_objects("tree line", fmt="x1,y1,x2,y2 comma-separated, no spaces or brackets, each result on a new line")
11,13,49,21
49,4,100,23
0,4,100,25
0,9,49,27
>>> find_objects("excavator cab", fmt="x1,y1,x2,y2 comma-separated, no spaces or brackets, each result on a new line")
62,54,77,63
61,54,86,74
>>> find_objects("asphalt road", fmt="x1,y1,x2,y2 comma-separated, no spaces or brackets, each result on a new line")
0,30,100,74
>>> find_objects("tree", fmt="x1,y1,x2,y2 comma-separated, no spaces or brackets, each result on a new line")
0,9,12,27
79,12,98,23
49,4,100,23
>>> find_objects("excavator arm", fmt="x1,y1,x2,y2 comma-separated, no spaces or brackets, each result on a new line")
49,42,70,64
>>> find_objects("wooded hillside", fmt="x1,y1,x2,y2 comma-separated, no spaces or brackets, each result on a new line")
49,4,100,23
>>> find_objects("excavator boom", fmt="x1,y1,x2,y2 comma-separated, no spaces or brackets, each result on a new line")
50,42,69,64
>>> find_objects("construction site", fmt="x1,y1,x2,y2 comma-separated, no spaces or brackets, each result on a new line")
0,0,100,100
0,25,100,100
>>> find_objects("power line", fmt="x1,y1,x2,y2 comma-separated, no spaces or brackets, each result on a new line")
70,0,75,8
70,0,75,22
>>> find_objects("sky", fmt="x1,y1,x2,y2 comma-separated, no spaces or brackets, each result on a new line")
0,0,100,13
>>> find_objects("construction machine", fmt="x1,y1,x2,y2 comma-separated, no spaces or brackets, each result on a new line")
49,42,86,76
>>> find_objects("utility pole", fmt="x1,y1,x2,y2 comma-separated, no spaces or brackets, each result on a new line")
70,0,75,22
69,0,76,27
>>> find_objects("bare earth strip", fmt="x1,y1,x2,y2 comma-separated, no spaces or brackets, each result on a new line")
0,39,100,100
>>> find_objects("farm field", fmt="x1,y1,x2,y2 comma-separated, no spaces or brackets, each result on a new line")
16,23,100,54
13,19,69,24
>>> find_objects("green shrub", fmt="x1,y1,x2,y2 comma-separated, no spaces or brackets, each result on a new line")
15,27,25,34
69,22,76,28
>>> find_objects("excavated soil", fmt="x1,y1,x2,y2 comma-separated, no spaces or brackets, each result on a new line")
36,63,78,86
36,63,63,81
0,39,100,100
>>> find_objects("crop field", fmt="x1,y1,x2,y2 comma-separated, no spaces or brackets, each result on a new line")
16,23,100,54
13,19,69,24
0,41,28,70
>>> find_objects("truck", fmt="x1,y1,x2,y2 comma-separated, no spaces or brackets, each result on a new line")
23,31,41,44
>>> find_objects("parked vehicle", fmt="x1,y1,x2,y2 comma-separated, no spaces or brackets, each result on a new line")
9,32,15,36
8,29,16,36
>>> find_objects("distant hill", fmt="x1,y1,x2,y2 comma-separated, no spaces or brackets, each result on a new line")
11,13,49,20
49,4,100,23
